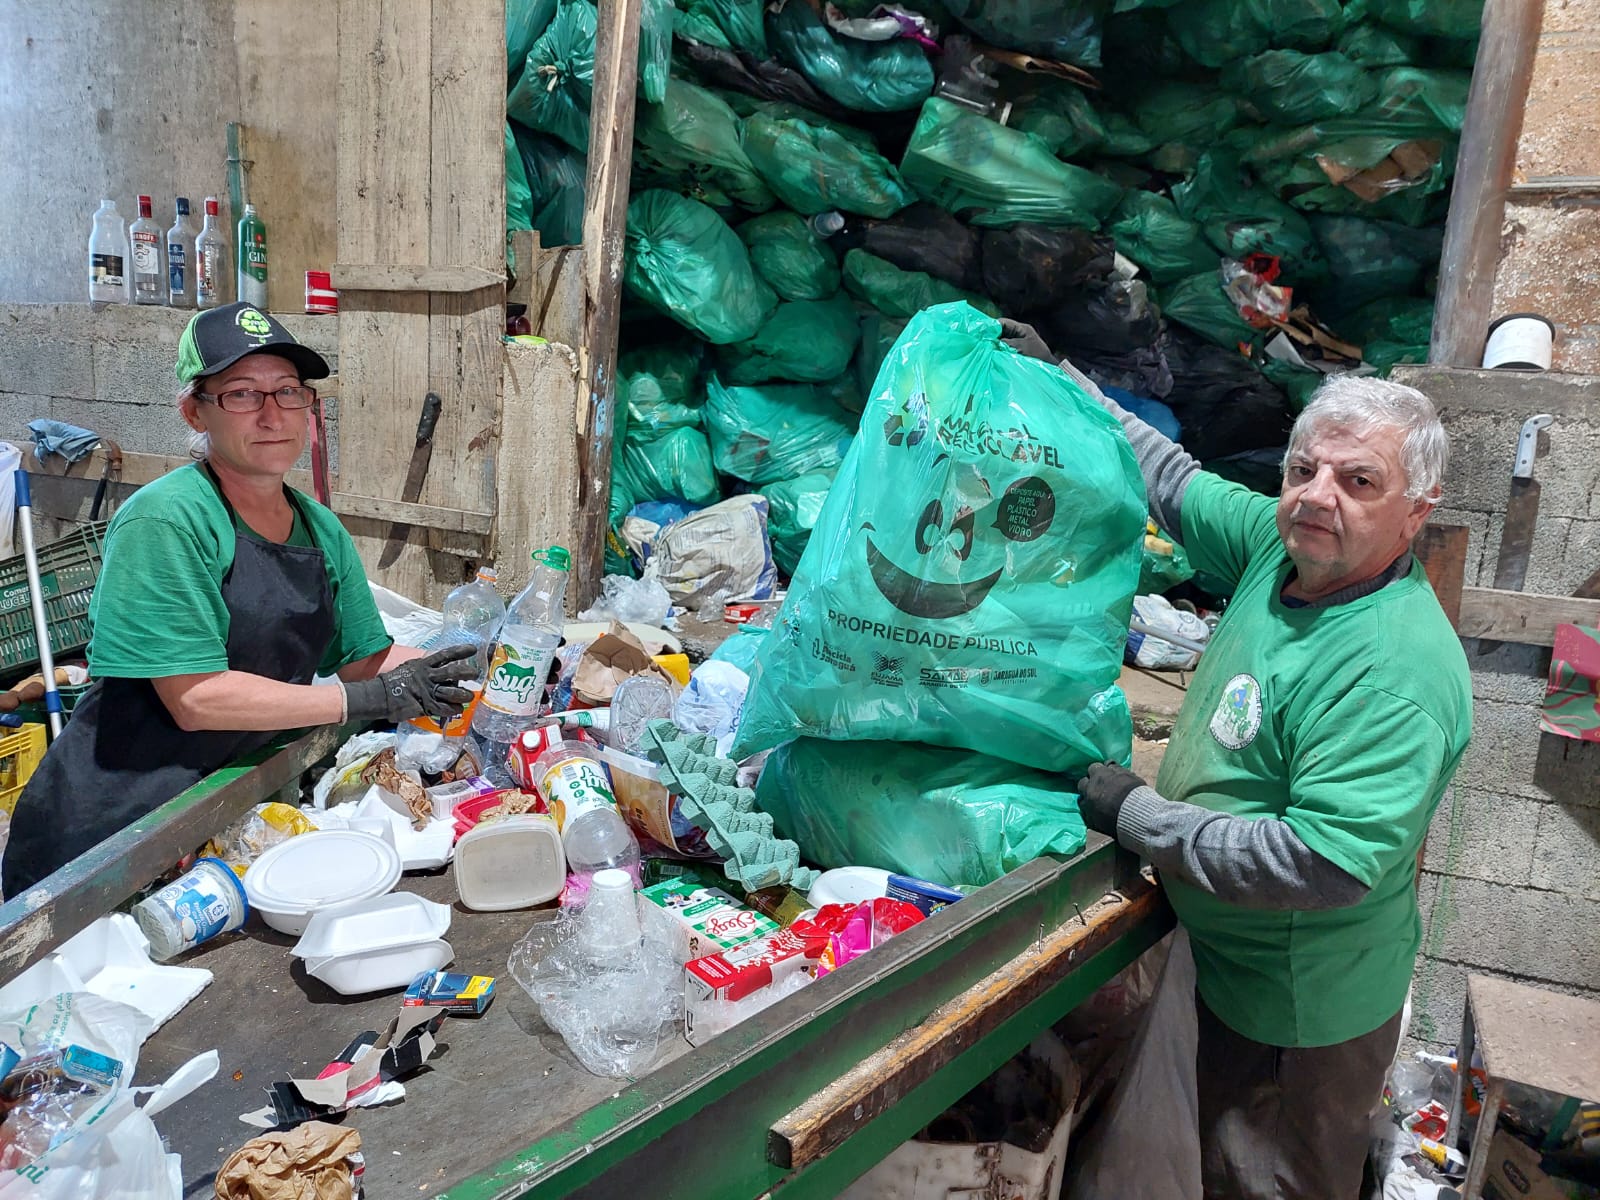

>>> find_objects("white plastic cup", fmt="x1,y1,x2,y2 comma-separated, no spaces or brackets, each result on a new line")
133,857,250,961
577,867,642,958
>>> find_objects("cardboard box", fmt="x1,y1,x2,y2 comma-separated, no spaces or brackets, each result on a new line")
684,927,826,1044
1480,1129,1567,1200
641,878,776,959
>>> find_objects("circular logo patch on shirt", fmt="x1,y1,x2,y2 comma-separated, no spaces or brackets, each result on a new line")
1209,673,1263,750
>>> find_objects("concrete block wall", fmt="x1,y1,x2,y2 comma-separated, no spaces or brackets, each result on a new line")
0,303,340,470
1395,366,1600,1051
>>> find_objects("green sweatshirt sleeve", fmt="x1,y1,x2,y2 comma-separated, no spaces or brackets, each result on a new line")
1175,472,1282,594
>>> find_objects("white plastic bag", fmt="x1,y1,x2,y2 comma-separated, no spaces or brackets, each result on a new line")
641,495,778,610
0,443,21,560
671,661,751,758
1126,594,1210,670
367,582,443,648
577,575,673,626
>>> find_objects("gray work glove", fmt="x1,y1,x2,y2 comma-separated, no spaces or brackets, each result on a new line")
344,644,478,723
999,318,1057,364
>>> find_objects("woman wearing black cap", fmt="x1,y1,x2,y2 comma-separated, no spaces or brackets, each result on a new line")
2,302,474,897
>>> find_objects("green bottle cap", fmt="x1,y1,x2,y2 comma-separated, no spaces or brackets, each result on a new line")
534,545,571,571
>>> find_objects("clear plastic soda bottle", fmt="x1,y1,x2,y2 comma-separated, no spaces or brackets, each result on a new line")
534,738,641,887
473,547,570,761
396,567,506,774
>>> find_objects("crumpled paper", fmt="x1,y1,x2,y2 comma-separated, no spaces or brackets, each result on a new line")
573,622,676,706
215,1121,362,1200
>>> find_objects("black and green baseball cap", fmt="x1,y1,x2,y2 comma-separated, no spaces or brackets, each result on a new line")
175,302,331,384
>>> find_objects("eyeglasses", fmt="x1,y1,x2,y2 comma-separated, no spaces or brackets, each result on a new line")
198,385,318,414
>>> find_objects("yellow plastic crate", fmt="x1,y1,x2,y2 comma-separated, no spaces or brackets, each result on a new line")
0,724,47,815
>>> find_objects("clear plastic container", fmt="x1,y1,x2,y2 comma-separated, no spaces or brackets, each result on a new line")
534,739,641,888
87,200,127,307
606,675,677,752
473,548,571,778
436,567,507,675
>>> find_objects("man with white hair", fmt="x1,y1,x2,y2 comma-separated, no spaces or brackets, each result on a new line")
1005,323,1472,1200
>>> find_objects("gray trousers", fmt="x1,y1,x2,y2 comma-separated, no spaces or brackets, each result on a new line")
1067,930,1404,1200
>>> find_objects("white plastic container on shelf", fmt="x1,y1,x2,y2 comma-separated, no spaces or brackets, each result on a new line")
243,830,402,935
453,815,566,911
291,893,454,995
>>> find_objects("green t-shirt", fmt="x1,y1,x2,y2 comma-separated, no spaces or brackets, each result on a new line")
1156,472,1471,1048
87,463,393,679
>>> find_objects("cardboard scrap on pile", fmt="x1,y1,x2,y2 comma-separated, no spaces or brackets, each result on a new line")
1317,139,1443,204
573,622,676,706
240,1004,445,1129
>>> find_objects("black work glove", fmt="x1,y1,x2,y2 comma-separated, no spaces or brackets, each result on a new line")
999,318,1057,364
344,644,478,724
1074,762,1146,838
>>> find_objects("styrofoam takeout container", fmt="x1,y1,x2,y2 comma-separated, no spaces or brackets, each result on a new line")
244,829,402,935
453,815,565,911
291,893,455,995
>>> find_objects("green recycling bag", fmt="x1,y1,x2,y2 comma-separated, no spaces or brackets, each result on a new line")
768,0,934,113
1173,151,1325,281
505,125,534,232
755,739,1089,885
674,0,768,57
760,468,837,576
718,295,861,384
1223,50,1378,125
638,0,673,103
843,250,999,320
739,212,841,300
506,0,598,152
1166,0,1343,68
624,190,778,343
1336,22,1424,67
704,375,857,484
620,345,705,432
633,79,774,212
941,0,1108,68
1360,0,1482,38
1130,82,1250,173
900,97,1124,230
854,311,907,403
615,426,721,506
732,302,1146,773
508,0,559,78
1009,84,1107,159
1159,271,1262,350
1107,191,1219,284
742,109,915,218
513,124,587,248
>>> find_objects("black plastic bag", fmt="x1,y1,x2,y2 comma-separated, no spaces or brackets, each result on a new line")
1034,278,1161,356
676,39,857,121
979,224,1115,315
847,204,985,293
942,0,1110,68
1160,330,1294,462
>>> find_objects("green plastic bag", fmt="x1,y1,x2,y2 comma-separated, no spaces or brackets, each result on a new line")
1336,22,1424,66
1307,214,1442,317
1139,527,1194,594
739,212,841,300
1173,151,1325,281
900,97,1124,230
704,375,857,484
615,426,721,506
633,79,775,212
1359,0,1482,38
1339,295,1434,373
620,345,705,432
512,124,587,248
673,0,767,57
759,468,836,576
843,250,999,321
506,0,597,152
1223,50,1378,125
1096,110,1159,160
941,0,1109,68
742,109,915,218
1167,0,1343,68
732,302,1146,773
1259,358,1324,412
769,0,934,113
624,190,778,343
1160,272,1261,350
638,0,673,103
755,739,1089,885
855,310,907,402
1107,191,1219,285
718,295,862,384
1132,81,1250,151
508,0,559,78
505,125,534,232
1008,84,1106,159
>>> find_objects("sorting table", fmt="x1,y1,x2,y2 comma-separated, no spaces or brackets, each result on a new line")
0,726,1172,1199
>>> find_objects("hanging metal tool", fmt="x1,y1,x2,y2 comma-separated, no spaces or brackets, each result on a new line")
13,471,63,737
1480,413,1554,655
377,392,442,570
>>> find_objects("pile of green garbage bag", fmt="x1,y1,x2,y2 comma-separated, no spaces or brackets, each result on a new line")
843,250,999,320
506,0,597,152
624,190,777,343
759,468,837,576
768,0,934,113
718,295,861,384
632,79,774,211
739,212,841,300
704,376,857,484
743,109,914,217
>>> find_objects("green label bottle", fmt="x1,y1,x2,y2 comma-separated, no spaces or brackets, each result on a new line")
236,203,268,307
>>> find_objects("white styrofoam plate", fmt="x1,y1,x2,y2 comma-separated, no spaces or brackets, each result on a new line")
244,830,402,934
304,938,454,996
290,893,452,960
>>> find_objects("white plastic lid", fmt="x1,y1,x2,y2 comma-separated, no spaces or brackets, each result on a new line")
591,868,632,895
244,830,402,917
806,866,892,910
453,816,565,911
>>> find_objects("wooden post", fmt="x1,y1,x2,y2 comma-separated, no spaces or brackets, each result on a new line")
1430,0,1545,367
335,0,504,603
574,0,644,607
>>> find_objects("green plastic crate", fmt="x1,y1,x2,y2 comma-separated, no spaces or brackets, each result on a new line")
0,524,107,677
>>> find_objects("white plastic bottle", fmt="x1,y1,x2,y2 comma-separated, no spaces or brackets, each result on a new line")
472,547,570,781
534,739,641,887
396,568,506,774
88,199,127,307
128,195,166,305
166,197,197,308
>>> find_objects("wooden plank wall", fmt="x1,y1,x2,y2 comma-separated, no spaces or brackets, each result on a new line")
335,0,504,604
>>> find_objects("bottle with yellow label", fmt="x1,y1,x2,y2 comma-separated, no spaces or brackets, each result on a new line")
534,738,640,890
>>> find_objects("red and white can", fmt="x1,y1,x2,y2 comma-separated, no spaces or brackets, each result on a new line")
305,270,338,314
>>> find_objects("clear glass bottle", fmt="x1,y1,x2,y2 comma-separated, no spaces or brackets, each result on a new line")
128,195,166,305
166,197,196,308
88,199,127,308
472,547,571,781
195,197,228,309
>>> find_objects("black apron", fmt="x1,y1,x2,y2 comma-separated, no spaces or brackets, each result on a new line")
2,468,337,896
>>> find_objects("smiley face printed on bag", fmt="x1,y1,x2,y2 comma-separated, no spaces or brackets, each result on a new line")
864,471,1057,620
